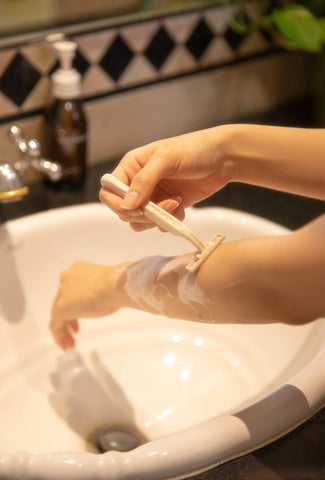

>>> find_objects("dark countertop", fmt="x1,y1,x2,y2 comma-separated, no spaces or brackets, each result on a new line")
1,97,324,479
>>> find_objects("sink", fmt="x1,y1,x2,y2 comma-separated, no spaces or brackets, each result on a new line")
0,203,324,479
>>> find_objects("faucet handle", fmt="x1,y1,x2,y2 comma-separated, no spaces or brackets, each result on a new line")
8,125,28,155
8,125,63,183
27,139,63,182
27,139,41,158
9,124,23,140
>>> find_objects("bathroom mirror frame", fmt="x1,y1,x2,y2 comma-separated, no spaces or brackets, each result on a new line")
0,0,221,49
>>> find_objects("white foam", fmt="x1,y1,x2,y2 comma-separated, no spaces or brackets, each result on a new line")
123,255,211,319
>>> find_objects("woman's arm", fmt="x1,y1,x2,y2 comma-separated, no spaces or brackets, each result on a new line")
50,214,325,350
100,125,325,232
198,213,325,324
227,125,325,200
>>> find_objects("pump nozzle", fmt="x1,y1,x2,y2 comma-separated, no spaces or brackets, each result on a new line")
53,40,77,70
51,40,81,99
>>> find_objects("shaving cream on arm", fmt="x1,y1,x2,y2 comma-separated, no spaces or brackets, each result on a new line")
122,255,213,322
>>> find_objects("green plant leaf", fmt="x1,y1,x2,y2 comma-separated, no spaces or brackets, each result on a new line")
271,4,323,52
319,17,325,42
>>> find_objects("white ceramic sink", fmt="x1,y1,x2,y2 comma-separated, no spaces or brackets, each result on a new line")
0,203,324,479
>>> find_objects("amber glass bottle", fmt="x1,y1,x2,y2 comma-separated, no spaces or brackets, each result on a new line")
44,98,87,188
44,40,87,189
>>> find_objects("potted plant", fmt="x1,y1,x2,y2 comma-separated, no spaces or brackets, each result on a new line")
222,0,325,124
222,1,325,52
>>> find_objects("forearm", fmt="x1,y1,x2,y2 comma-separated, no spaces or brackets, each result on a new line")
197,220,325,324
116,216,325,324
225,124,325,200
50,215,325,349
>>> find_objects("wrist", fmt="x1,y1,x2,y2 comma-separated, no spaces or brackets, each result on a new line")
106,262,139,311
217,124,246,183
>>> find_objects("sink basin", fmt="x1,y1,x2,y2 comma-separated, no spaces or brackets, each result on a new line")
0,203,324,479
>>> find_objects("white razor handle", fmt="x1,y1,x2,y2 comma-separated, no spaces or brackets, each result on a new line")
101,174,206,252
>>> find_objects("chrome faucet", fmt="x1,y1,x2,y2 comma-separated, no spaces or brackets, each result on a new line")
0,125,62,203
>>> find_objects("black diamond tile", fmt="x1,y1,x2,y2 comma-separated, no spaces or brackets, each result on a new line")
74,50,90,76
259,26,273,44
49,60,59,76
223,26,246,51
223,9,250,52
99,34,134,82
243,3,274,45
144,26,175,70
49,50,90,76
0,52,41,107
185,19,214,60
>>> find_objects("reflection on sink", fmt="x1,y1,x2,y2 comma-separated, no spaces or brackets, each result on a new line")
0,203,324,479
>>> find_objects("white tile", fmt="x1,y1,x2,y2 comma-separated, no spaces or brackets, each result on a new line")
244,0,271,22
21,76,51,111
203,7,229,35
200,37,236,67
82,64,115,97
164,12,200,43
74,29,117,63
160,46,196,77
237,31,269,57
21,43,55,74
0,49,17,76
121,21,159,53
0,91,18,116
118,55,157,88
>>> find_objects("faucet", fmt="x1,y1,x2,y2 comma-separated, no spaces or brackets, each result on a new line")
0,125,62,204
0,161,28,203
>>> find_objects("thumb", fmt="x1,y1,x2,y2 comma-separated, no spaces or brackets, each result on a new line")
121,157,170,210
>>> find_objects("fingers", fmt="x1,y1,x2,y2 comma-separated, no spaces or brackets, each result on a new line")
99,139,181,226
129,199,186,232
50,318,78,350
113,147,177,210
69,318,79,333
99,187,143,219
50,305,80,350
122,163,169,209
99,188,185,231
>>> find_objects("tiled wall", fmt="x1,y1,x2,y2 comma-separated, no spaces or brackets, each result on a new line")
0,1,313,165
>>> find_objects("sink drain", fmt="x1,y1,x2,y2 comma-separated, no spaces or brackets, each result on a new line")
87,426,147,453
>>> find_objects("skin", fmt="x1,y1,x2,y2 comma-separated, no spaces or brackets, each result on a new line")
50,214,325,350
50,124,325,350
99,124,325,230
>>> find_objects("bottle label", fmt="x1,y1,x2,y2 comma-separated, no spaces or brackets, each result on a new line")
56,133,87,145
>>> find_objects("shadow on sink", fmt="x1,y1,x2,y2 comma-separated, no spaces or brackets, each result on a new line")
0,227,25,323
49,350,144,452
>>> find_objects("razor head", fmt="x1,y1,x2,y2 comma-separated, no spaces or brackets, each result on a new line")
186,233,225,273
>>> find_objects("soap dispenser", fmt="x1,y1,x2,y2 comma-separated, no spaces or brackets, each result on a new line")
44,40,87,188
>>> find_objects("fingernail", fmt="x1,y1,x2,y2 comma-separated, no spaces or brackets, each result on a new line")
160,196,183,212
121,191,139,209
168,196,182,209
99,190,109,204
126,208,142,217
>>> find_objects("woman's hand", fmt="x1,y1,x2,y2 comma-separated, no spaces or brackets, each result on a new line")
100,125,325,233
99,126,234,231
50,261,127,350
